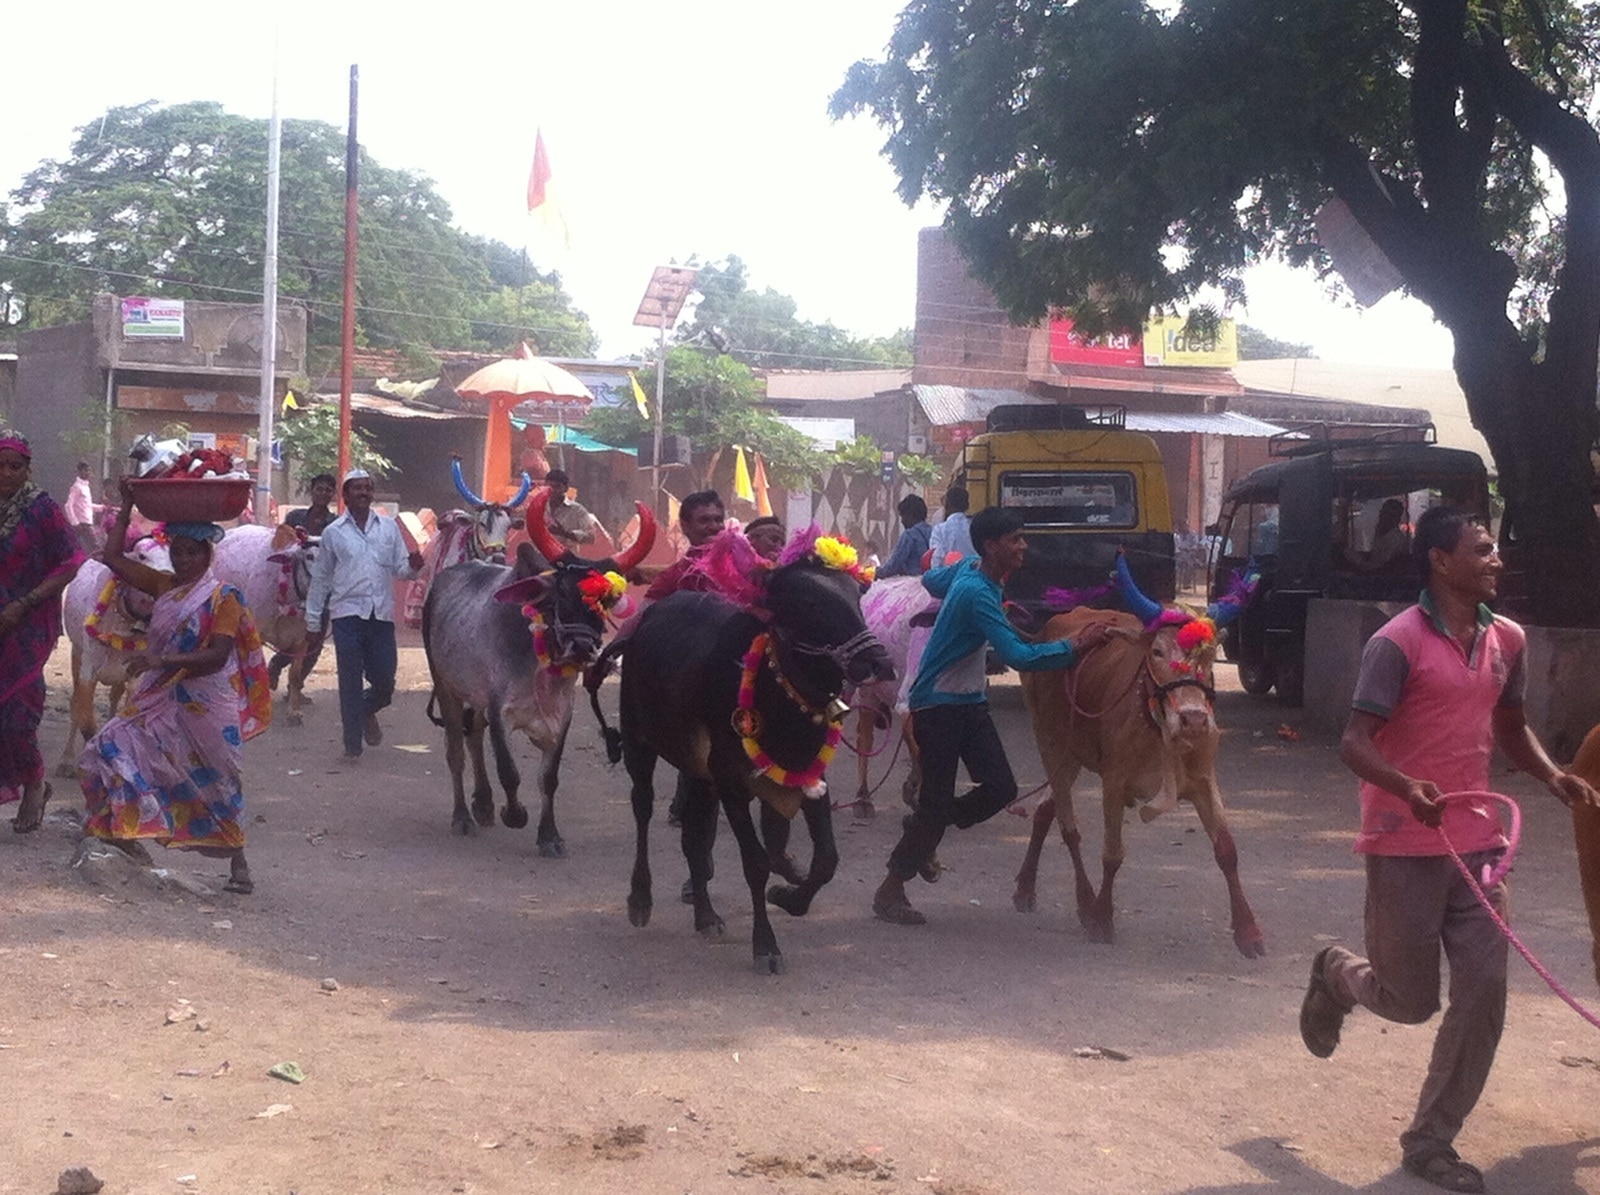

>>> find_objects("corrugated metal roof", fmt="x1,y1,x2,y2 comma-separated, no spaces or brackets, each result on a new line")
347,393,472,421
1124,411,1287,438
912,385,1047,426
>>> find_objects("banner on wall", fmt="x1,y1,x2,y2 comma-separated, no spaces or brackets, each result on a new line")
1048,317,1144,368
120,297,185,339
1142,313,1238,367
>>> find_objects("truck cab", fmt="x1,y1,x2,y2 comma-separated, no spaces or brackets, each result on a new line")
1208,431,1490,705
955,404,1175,623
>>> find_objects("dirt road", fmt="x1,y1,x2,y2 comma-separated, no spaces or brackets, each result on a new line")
3,641,1598,1194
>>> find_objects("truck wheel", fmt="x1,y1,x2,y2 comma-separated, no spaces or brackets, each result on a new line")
1236,657,1275,696
1273,651,1305,707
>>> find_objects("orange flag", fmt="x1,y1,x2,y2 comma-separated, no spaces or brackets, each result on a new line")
751,452,773,518
526,130,570,248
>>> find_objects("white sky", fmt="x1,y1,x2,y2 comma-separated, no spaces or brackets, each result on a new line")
5,0,1455,370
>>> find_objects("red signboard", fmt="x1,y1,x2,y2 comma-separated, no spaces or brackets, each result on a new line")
1048,317,1144,369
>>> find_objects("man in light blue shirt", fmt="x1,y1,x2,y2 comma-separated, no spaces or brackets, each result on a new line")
873,505,1112,926
927,485,975,562
304,470,424,761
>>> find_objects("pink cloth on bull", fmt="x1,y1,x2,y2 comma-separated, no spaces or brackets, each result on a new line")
81,569,270,850
859,575,940,716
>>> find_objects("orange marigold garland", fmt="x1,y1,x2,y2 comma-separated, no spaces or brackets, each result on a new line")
735,631,841,792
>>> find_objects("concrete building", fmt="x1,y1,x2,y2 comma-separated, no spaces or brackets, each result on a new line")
11,294,305,500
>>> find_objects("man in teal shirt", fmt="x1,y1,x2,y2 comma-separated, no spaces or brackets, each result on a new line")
874,506,1113,925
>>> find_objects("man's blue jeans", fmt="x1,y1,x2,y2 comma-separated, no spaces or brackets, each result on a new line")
330,615,398,756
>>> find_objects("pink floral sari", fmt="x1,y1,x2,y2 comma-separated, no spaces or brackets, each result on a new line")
81,570,271,849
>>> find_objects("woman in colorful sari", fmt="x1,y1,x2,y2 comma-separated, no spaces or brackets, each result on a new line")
0,429,86,832
81,480,272,892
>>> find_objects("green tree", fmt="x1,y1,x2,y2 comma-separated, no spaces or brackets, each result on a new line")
1237,324,1316,360
836,0,1600,626
678,257,913,370
1,101,596,362
278,401,395,484
588,346,827,489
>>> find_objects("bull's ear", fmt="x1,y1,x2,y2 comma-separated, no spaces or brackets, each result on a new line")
494,575,551,606
271,523,299,550
514,540,549,576
508,517,526,530
267,551,296,565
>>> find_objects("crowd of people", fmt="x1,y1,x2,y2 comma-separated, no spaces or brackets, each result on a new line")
4,434,1599,1192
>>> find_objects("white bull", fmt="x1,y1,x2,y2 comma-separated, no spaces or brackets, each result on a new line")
849,575,937,816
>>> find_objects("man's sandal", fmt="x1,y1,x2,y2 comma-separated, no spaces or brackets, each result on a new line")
1299,946,1348,1058
1402,1147,1486,1193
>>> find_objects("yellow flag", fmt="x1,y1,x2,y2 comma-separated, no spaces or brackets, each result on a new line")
733,446,755,504
630,373,650,419
280,389,299,415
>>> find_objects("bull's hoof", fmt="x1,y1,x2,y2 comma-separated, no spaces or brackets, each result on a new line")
1234,925,1267,959
471,800,494,828
767,852,804,886
536,837,566,859
500,804,529,830
286,711,303,728
452,816,478,837
853,797,876,820
627,894,652,927
1079,911,1115,945
766,884,811,917
695,912,727,938
753,951,786,975
1012,885,1037,914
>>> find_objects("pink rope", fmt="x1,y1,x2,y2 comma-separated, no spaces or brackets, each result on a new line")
1438,790,1600,1031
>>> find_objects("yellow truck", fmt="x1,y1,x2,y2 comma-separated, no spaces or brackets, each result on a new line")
952,404,1176,623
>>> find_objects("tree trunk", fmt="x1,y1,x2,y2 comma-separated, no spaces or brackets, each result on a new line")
1454,326,1600,628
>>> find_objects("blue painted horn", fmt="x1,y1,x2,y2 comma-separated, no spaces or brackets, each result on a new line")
1113,552,1165,625
451,455,486,508
507,471,533,510
1205,560,1262,627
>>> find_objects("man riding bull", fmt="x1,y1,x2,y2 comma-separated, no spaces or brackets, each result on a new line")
873,506,1114,926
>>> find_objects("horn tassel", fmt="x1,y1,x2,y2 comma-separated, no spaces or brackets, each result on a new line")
1206,560,1262,627
523,486,568,564
451,456,486,508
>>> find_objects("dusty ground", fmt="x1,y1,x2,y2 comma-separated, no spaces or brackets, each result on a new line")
3,636,1599,1195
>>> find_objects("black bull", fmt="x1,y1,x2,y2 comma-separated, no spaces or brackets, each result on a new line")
595,560,894,973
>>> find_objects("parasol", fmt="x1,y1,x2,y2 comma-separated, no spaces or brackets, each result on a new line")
454,343,593,503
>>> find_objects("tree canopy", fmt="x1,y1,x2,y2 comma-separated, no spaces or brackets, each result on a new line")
587,346,828,489
676,256,912,370
1237,324,1316,360
836,0,1600,626
0,101,596,360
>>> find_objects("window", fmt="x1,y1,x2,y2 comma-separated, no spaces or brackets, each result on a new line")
998,471,1137,528
1221,501,1279,557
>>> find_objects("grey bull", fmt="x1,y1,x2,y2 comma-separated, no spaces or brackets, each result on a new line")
421,488,655,854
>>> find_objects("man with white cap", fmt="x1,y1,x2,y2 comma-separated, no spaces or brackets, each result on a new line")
303,470,424,761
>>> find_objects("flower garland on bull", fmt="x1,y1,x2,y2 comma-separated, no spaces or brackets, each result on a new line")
522,569,628,676
83,528,169,651
727,528,874,796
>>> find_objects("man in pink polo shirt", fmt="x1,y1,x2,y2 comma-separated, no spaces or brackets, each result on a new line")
1299,507,1596,1194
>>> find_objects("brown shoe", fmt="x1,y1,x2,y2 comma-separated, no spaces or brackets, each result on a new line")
1299,946,1348,1058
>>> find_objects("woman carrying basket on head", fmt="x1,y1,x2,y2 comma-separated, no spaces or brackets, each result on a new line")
80,479,272,892
0,429,86,832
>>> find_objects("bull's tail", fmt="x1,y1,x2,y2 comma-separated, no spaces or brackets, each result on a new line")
587,638,627,765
